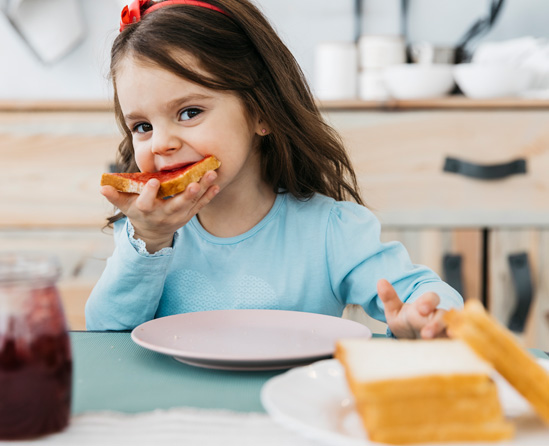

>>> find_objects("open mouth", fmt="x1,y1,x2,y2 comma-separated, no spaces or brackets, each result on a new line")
160,160,200,173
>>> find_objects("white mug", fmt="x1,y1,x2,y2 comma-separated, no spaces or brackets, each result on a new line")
358,35,406,69
314,42,358,101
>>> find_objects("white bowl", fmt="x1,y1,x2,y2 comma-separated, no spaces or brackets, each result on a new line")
383,64,455,100
453,64,532,99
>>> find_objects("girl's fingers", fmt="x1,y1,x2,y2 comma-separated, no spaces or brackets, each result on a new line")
184,171,217,201
100,185,135,212
165,171,219,213
193,185,220,212
415,292,441,316
377,279,403,320
134,179,161,212
420,310,448,339
166,183,219,216
189,170,218,201
100,185,117,202
201,170,218,184
101,172,218,227
206,184,221,200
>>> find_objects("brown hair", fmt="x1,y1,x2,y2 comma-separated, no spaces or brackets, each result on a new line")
108,0,363,224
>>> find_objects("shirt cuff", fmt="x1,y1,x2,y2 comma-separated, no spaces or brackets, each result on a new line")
126,220,177,257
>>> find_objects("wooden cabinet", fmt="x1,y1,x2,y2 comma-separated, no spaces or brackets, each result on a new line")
488,229,549,350
327,102,549,349
380,229,484,302
324,108,549,227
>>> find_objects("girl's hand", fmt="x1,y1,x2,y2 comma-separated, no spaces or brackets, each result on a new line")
101,170,219,253
377,278,448,339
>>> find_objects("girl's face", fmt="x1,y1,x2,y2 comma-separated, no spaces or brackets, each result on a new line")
115,55,263,194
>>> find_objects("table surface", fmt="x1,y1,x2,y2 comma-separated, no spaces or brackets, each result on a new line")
71,331,549,415
72,331,285,414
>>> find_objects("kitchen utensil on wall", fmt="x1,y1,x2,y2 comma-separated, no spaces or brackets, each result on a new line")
399,0,506,64
454,0,506,63
2,0,86,64
314,42,358,100
353,0,362,43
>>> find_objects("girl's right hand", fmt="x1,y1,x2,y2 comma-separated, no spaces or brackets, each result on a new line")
100,170,219,253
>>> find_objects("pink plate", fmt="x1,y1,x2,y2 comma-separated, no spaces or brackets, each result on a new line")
131,310,372,371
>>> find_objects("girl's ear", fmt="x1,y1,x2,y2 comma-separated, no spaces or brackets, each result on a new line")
256,118,270,136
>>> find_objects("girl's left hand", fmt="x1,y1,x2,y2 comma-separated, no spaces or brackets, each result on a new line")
377,279,448,339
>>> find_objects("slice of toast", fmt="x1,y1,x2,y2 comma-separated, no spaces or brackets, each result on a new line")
444,299,549,424
101,155,221,198
335,338,514,444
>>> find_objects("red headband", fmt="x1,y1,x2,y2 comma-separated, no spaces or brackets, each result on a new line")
120,0,228,32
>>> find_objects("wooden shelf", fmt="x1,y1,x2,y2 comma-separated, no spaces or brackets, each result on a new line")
318,96,549,111
0,100,113,112
2,96,549,113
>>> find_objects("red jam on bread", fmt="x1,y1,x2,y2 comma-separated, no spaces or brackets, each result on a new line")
100,155,221,198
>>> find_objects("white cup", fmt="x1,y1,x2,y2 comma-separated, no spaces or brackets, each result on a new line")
358,35,406,69
314,42,358,100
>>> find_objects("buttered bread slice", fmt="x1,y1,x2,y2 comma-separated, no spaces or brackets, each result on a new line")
335,338,514,444
445,299,549,425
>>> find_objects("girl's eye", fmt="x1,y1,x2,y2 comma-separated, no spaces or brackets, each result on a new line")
180,108,203,121
133,122,152,134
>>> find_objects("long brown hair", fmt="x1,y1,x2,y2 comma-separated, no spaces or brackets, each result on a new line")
108,0,363,224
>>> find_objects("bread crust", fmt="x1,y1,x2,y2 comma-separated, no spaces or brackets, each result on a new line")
100,156,221,198
369,422,514,444
445,299,549,425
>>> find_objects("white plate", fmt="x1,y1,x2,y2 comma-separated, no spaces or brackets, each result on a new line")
131,310,371,371
261,358,549,446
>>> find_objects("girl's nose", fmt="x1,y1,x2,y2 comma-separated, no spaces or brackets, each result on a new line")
151,127,182,155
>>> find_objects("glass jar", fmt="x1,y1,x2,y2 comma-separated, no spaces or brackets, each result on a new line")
0,253,72,440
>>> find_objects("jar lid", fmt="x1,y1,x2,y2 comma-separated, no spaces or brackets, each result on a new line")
0,253,61,284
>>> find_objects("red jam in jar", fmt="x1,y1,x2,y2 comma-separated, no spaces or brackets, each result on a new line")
0,253,72,440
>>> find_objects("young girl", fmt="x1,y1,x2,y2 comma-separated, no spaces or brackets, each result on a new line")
85,0,463,338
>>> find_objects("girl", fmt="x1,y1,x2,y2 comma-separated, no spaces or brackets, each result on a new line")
85,0,463,338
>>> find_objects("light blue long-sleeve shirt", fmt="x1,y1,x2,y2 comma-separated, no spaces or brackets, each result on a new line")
85,193,463,331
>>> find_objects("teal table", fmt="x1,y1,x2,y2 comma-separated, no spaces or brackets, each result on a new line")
70,331,548,415
71,331,281,414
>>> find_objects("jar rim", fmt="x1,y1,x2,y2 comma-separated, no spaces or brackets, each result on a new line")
0,252,61,284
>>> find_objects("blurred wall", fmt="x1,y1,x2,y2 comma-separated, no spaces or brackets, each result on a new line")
0,0,548,101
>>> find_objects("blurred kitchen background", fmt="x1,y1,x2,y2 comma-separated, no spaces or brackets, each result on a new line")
1,0,549,101
1,0,549,352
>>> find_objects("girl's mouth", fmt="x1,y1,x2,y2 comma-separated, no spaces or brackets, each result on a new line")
159,160,199,172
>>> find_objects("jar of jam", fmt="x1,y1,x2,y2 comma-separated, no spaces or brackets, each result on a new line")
0,253,72,440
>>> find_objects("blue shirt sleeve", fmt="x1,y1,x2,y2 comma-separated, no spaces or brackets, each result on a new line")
84,218,175,330
325,202,463,323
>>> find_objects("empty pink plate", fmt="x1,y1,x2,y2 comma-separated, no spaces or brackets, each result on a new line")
131,309,372,371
